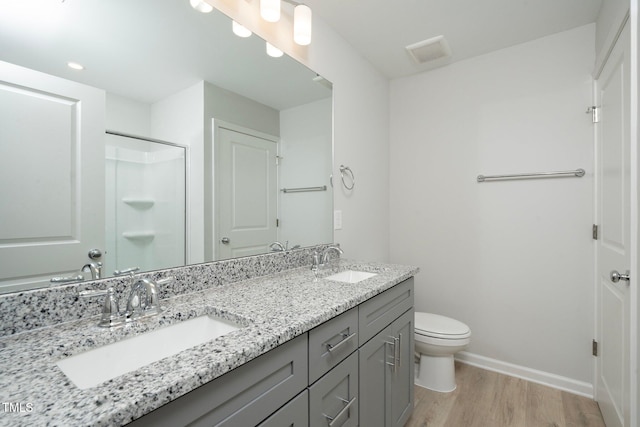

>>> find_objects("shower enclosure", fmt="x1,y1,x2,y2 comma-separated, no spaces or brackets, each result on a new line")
104,132,186,276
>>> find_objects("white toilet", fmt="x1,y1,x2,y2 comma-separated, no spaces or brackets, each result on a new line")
414,312,471,392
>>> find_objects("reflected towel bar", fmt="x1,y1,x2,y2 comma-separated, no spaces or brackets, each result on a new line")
281,185,327,193
477,169,585,183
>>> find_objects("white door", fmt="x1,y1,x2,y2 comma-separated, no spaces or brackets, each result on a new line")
595,21,631,427
215,125,278,260
0,61,105,292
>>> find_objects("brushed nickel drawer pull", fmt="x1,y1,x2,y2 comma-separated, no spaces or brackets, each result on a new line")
323,396,357,427
385,337,397,371
326,332,356,353
397,333,402,368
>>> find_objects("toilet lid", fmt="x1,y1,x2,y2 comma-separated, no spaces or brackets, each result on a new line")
415,312,471,339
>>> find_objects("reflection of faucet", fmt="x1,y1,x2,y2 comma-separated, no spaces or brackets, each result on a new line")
269,241,287,252
270,241,301,252
82,262,103,280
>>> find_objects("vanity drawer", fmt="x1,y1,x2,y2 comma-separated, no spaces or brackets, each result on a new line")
128,333,308,427
309,351,359,427
309,307,358,384
257,390,308,427
358,277,414,345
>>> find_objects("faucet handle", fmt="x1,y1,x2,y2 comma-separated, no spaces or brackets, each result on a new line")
113,267,140,276
50,274,84,284
80,287,122,328
145,277,171,308
156,276,174,286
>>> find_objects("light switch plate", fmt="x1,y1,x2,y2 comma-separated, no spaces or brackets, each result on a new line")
334,210,342,230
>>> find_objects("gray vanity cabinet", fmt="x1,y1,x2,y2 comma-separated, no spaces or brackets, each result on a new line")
359,278,414,427
127,277,414,427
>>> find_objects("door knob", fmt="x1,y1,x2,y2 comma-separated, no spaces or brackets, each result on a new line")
221,237,230,244
88,248,103,259
610,270,630,283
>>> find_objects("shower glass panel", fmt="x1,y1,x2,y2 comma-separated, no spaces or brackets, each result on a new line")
105,133,186,276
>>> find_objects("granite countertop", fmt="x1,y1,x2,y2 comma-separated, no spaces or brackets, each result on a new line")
0,260,418,426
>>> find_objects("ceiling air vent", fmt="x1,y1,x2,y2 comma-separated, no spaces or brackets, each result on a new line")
405,35,452,64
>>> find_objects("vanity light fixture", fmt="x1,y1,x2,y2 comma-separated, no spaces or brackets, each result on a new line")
260,0,280,22
232,20,252,37
67,61,84,70
189,0,312,51
293,4,311,46
266,42,283,57
189,0,213,13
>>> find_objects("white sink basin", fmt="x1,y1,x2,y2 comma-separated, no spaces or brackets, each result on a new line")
56,315,240,389
325,270,377,283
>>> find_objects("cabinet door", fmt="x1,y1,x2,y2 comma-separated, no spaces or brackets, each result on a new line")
309,352,359,427
359,309,414,427
390,309,414,427
358,323,393,427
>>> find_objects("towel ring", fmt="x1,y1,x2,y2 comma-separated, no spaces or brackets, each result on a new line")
339,165,355,190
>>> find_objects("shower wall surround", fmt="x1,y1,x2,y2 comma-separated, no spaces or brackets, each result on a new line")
0,246,329,337
105,138,186,275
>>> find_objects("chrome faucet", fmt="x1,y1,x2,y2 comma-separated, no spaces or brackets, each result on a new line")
125,278,162,319
322,245,344,265
312,245,344,275
82,262,103,280
79,276,172,328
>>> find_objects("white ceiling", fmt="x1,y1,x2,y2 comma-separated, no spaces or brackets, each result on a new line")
304,0,603,79
0,0,604,107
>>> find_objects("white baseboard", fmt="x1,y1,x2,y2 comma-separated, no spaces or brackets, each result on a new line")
455,351,594,399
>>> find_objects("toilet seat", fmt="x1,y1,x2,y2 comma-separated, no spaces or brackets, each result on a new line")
415,312,471,340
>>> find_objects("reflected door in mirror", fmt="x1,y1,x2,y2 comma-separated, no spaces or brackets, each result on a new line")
216,126,277,259
0,61,105,293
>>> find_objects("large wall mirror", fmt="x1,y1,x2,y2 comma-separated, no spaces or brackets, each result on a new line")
0,0,333,294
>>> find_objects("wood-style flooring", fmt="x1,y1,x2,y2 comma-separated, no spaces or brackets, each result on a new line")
406,362,606,427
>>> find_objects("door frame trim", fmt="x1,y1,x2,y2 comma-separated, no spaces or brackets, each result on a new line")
630,4,639,425
593,13,638,426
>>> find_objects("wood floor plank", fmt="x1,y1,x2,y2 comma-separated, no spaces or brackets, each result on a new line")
525,382,566,427
561,391,606,427
405,362,606,427
405,385,458,427
442,363,499,427
487,372,528,426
